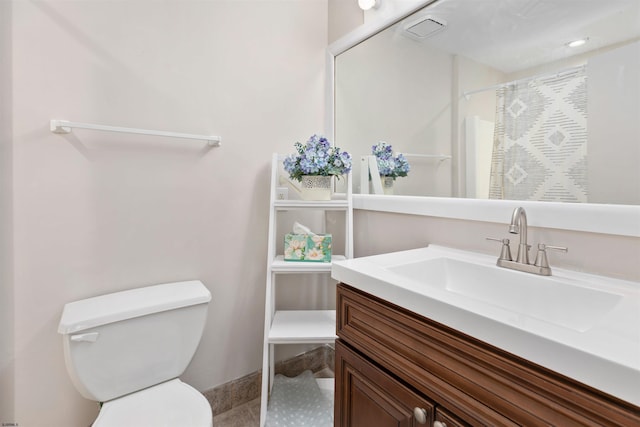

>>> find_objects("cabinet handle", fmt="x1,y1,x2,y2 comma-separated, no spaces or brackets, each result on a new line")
413,407,428,424
434,422,446,427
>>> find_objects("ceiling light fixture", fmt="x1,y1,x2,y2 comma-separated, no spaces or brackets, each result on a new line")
358,0,380,11
567,38,588,48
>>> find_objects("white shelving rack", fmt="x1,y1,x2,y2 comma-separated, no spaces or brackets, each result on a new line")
259,153,353,427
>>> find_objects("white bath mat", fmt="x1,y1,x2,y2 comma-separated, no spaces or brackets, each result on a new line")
265,370,333,427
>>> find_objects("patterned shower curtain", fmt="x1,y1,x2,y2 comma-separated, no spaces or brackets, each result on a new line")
488,66,588,202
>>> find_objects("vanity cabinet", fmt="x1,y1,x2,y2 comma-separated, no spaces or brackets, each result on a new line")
335,283,640,427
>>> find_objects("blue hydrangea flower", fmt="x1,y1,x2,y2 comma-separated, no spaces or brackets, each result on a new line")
372,141,410,180
283,135,352,182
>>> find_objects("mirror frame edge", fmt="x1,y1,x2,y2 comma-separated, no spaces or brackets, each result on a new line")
326,0,640,238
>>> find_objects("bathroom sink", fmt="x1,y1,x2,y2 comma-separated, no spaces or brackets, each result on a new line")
331,245,640,406
385,257,623,332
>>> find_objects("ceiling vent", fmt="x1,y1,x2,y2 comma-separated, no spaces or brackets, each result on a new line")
405,15,447,38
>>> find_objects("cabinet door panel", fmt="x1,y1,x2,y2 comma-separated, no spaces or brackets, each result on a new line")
336,340,433,427
350,375,411,427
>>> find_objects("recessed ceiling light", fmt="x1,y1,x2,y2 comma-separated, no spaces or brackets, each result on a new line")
567,38,588,48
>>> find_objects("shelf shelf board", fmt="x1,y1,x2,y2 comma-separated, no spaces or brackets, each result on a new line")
271,255,346,273
268,310,337,344
274,199,349,210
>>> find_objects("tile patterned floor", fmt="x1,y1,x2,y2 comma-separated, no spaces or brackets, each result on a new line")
213,397,261,427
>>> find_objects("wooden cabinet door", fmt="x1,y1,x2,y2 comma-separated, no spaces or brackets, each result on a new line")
336,340,434,427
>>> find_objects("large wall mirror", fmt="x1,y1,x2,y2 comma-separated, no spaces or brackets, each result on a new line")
334,0,639,206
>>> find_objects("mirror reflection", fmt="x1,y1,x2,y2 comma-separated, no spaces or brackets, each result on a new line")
335,0,640,204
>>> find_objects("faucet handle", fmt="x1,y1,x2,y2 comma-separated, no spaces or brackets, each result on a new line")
486,237,513,261
534,244,568,268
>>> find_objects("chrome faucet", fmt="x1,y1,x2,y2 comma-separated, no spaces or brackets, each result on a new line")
487,207,567,276
509,206,529,264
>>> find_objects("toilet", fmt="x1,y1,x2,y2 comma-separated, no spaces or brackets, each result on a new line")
57,280,213,427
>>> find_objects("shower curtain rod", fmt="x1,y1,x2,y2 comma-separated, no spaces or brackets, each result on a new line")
462,64,586,100
50,120,222,146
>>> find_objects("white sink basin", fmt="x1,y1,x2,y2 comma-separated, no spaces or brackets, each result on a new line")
331,245,640,406
385,257,622,332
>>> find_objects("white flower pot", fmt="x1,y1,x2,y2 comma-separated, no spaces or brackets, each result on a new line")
381,176,394,195
300,175,332,201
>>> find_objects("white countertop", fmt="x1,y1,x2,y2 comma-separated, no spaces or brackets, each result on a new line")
332,245,640,406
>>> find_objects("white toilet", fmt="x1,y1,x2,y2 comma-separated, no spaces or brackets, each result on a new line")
58,280,213,427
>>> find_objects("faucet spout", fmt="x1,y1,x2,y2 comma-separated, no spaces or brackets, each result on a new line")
491,207,566,276
509,207,529,264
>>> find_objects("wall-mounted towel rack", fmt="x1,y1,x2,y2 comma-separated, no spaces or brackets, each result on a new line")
50,120,221,146
399,153,451,161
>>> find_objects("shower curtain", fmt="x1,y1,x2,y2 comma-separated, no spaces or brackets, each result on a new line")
488,66,588,202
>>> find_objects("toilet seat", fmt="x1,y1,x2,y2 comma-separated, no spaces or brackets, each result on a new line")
92,379,212,427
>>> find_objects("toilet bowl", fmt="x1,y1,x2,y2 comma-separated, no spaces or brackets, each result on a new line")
58,280,213,427
93,379,211,427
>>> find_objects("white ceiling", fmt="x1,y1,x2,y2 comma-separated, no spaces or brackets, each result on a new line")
394,0,640,73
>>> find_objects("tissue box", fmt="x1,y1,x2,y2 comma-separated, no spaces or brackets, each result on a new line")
284,234,332,262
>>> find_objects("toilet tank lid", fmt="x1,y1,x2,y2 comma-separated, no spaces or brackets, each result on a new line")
58,280,211,334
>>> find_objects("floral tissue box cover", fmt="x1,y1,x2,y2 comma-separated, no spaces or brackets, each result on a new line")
284,234,332,262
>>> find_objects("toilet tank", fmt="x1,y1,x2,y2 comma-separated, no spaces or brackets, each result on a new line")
58,280,211,403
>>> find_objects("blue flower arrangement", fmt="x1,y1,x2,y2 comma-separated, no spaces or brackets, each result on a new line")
372,141,410,180
283,135,352,181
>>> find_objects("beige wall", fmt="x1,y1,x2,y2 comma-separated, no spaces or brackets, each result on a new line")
328,0,363,44
7,1,328,426
0,0,15,424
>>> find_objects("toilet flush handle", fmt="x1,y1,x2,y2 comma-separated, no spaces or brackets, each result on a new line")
70,332,99,343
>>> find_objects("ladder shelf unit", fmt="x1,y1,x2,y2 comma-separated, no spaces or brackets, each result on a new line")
260,153,353,427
